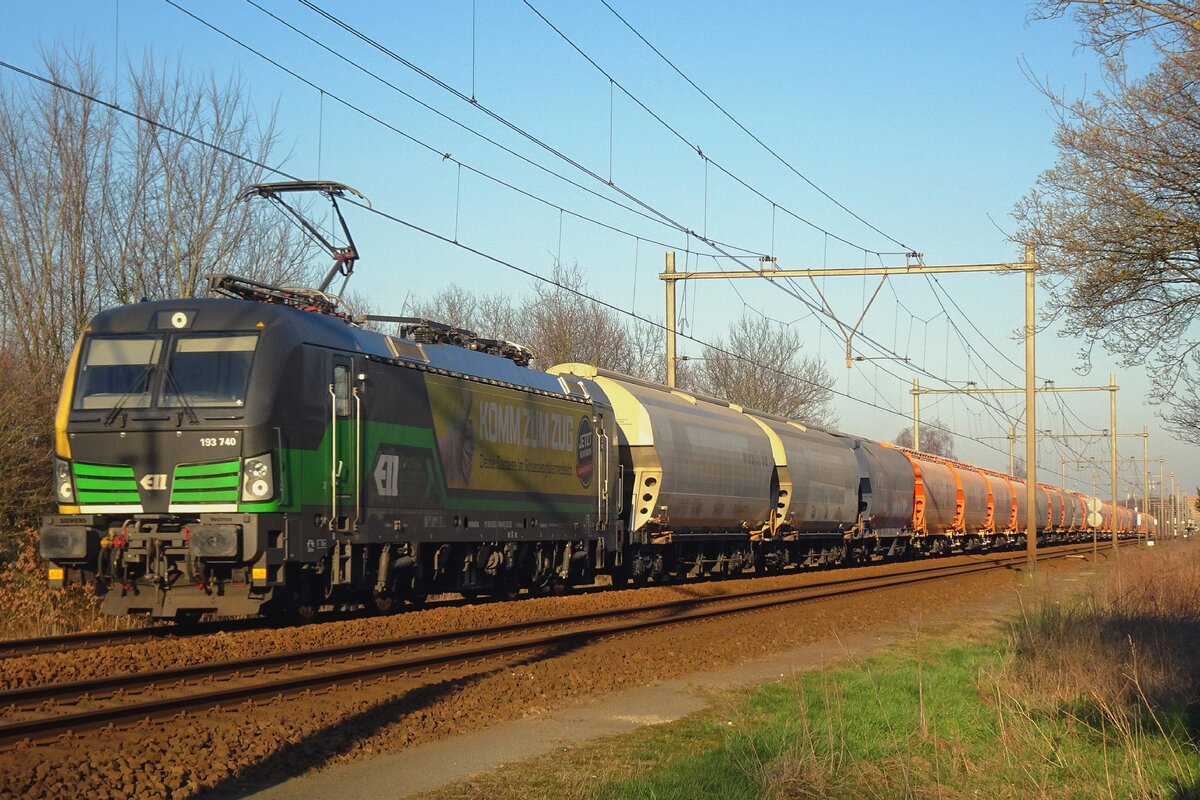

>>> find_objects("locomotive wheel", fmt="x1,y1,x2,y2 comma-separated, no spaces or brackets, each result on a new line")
372,591,398,614
497,574,523,601
174,610,203,626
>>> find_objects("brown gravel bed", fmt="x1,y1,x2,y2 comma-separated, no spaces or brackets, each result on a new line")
0,551,1105,799
0,553,1011,692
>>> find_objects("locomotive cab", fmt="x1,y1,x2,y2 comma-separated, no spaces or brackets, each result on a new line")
41,297,292,619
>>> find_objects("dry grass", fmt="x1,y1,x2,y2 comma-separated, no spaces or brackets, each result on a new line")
989,543,1200,798
0,528,127,638
1010,545,1200,709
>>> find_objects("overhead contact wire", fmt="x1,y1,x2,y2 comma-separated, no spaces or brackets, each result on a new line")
598,0,911,251
242,0,976,406
520,0,907,256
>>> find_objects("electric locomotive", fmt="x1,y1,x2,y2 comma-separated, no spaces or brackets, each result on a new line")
40,275,620,619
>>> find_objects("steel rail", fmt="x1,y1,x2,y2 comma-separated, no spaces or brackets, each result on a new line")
0,606,390,660
0,626,176,659
0,618,274,660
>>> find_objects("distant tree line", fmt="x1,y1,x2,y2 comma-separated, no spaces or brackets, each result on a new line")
402,263,838,430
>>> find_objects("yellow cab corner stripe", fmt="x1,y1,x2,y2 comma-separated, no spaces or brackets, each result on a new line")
54,334,85,458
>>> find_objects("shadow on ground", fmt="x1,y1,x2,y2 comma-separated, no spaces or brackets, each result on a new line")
199,634,595,799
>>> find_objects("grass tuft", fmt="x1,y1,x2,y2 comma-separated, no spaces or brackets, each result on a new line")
414,542,1200,800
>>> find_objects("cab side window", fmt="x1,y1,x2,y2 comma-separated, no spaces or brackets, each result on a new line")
333,364,350,417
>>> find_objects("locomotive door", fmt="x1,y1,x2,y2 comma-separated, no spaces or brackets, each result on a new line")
595,412,613,531
329,356,359,530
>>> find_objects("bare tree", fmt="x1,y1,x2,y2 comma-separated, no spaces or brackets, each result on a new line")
0,49,312,388
1031,1,1200,55
689,312,836,427
893,420,956,459
0,48,314,539
0,347,54,530
1016,2,1200,443
104,55,312,302
624,316,670,385
404,284,521,343
516,262,640,373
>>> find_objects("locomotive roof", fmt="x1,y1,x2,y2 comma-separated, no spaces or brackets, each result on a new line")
86,296,599,402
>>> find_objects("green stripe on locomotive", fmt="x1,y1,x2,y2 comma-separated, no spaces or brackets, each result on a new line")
250,372,597,519
172,460,240,505
72,463,138,505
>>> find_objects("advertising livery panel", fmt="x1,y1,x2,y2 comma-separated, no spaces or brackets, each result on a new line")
426,374,593,497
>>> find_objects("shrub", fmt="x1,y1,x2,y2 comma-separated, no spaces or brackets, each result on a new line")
0,528,110,637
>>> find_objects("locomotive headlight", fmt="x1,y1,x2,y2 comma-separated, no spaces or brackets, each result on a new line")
54,457,75,504
241,454,274,502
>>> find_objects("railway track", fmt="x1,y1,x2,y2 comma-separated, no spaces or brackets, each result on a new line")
0,604,424,660
0,540,1124,748
0,618,269,660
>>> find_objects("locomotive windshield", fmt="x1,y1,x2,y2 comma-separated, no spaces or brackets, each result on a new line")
74,335,163,409
73,332,259,410
162,334,257,408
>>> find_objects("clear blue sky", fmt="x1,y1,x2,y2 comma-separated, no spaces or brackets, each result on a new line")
4,1,1192,507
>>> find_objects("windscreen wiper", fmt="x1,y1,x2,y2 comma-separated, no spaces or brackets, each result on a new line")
162,367,200,424
102,363,156,426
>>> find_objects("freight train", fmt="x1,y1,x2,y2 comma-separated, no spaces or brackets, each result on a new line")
39,274,1152,620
